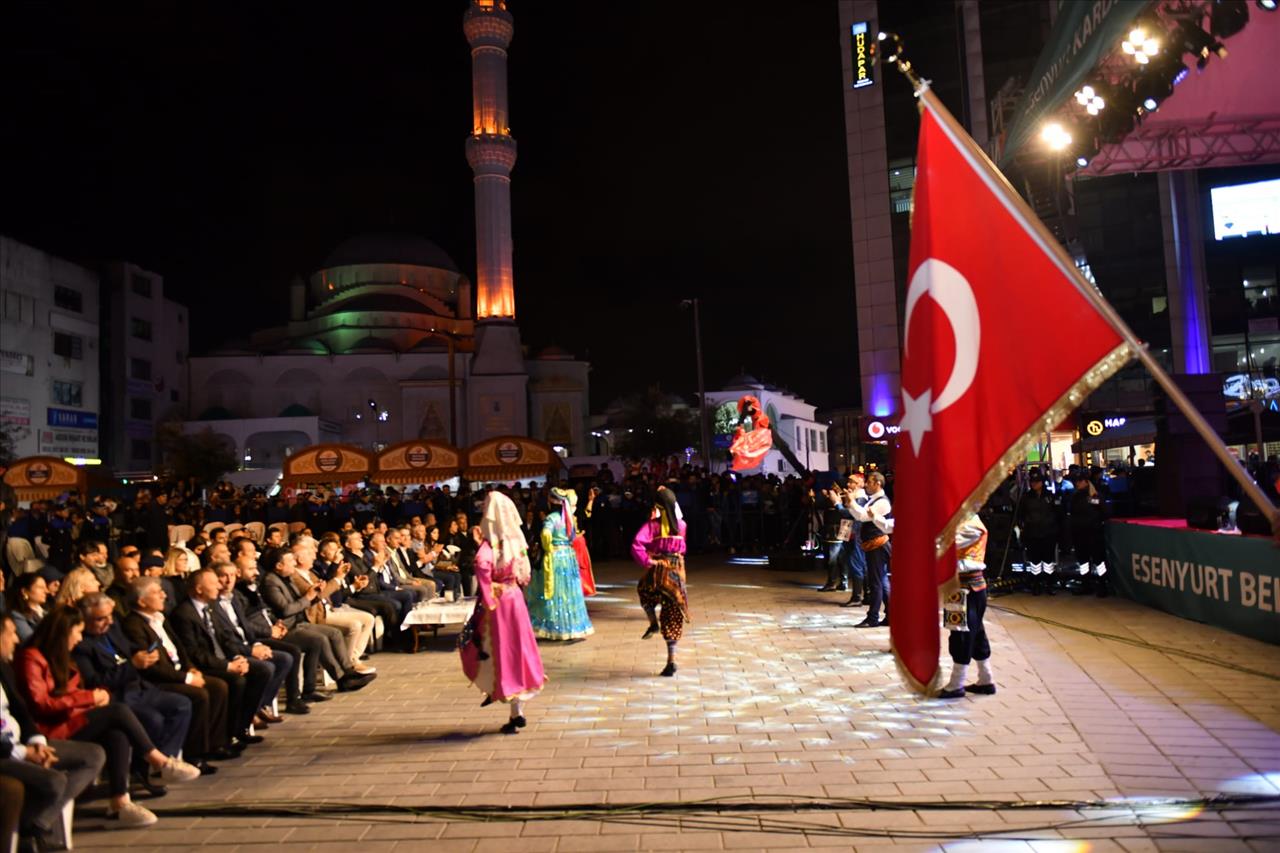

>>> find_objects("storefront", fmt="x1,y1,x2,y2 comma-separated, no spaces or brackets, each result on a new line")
2,456,87,504
1073,414,1157,468
461,436,564,485
281,443,373,489
373,440,461,488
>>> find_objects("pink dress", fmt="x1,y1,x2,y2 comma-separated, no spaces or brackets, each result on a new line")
460,541,546,703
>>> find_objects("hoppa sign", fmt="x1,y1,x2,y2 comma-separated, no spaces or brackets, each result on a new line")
1108,520,1279,646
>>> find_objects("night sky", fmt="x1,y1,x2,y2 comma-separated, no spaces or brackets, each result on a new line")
3,2,904,411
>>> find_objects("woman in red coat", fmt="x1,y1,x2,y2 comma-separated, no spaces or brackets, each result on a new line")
17,605,201,828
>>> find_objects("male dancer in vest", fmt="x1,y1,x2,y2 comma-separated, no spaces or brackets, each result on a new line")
938,513,996,699
849,472,891,628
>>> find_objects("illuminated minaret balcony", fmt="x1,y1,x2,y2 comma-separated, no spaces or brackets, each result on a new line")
464,0,517,321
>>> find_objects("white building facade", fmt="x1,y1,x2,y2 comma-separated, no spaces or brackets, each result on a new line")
0,236,103,462
705,375,831,476
101,261,189,474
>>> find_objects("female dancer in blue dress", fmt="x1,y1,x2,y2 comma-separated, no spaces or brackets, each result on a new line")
525,487,594,641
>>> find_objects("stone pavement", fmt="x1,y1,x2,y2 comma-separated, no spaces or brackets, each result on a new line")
70,555,1280,852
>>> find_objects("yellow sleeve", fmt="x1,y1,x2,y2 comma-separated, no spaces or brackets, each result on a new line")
541,522,555,600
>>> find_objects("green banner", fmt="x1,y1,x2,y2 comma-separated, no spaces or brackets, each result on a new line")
1108,520,1280,645
999,0,1150,167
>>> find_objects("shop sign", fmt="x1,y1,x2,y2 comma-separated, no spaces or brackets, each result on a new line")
0,349,34,376
496,441,523,464
851,21,874,89
862,417,901,441
406,444,432,467
1084,415,1127,436
47,407,98,429
39,427,98,456
1,397,31,426
316,449,343,472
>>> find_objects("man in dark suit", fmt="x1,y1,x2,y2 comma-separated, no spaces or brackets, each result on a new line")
72,593,194,769
319,536,396,649
121,577,235,763
207,562,294,725
1,613,107,850
259,548,374,696
344,530,413,627
168,568,270,748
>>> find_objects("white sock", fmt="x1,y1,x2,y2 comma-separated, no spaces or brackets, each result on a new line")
975,659,993,686
944,663,968,692
511,699,525,719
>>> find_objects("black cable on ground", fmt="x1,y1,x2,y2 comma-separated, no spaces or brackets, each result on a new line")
77,793,1280,842
989,603,1280,682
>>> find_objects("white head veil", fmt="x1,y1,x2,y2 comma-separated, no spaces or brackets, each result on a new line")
480,490,531,585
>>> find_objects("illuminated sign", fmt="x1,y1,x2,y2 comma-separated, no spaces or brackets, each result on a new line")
851,22,874,89
862,418,901,441
1084,416,1128,437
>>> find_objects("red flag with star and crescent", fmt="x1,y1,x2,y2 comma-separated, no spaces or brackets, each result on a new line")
891,95,1132,693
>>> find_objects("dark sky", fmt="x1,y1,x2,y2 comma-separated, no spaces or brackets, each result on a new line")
0,1,945,411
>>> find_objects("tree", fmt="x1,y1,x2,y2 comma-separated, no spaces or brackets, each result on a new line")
610,386,699,460
157,423,238,487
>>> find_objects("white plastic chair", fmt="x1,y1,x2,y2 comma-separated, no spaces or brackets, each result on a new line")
244,522,266,543
170,525,196,546
224,523,243,536
4,537,43,575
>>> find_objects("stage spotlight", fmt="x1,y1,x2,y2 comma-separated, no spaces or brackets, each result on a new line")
1122,25,1160,64
1040,121,1073,150
1134,64,1175,113
1210,0,1250,37
1259,0,1277,12
1076,155,1091,168
1177,19,1228,66
1074,84,1106,115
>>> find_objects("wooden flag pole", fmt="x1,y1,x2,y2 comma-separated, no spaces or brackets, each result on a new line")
879,33,1280,537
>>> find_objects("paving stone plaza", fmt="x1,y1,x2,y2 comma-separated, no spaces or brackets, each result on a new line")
70,557,1280,852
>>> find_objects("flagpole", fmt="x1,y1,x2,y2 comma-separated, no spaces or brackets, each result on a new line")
880,35,1279,536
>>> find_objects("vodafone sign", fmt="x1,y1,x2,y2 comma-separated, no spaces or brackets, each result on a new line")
860,417,901,443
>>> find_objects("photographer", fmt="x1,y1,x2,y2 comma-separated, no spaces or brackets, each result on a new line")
818,484,854,593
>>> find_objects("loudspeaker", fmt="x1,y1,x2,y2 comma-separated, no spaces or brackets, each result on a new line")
1185,496,1221,530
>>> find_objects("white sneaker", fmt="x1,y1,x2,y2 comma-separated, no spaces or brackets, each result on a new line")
108,801,158,828
156,756,201,784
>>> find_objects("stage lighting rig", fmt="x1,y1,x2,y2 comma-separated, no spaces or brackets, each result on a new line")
1210,0,1250,37
1074,84,1106,115
1176,17,1228,69
1259,0,1277,12
1040,121,1073,150
1122,24,1161,64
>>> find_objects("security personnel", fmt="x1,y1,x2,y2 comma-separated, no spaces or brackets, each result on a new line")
1017,471,1059,596
1069,471,1108,596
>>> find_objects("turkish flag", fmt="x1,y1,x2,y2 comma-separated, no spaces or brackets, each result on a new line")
891,98,1131,692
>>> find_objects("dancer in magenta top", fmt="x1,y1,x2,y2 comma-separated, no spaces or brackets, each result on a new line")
632,487,689,677
459,491,546,734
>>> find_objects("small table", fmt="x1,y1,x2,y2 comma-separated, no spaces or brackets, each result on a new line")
401,598,477,653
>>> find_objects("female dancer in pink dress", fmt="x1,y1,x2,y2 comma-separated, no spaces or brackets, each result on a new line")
459,491,547,734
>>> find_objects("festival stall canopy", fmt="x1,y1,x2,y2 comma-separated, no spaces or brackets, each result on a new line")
461,436,564,483
373,440,462,485
281,443,373,486
3,456,87,502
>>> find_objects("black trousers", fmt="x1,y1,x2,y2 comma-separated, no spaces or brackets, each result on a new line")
0,738,104,835
948,588,991,665
156,678,229,756
71,703,157,797
286,624,349,692
864,546,891,622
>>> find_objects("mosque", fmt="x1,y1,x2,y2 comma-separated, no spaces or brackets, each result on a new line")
184,0,590,475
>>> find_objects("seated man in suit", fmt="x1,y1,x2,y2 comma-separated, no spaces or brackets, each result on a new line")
291,538,376,674
104,551,141,616
206,562,294,728
121,577,235,764
1,613,107,852
168,568,270,750
343,531,414,626
72,593,196,778
230,554,326,710
369,530,435,602
318,537,397,651
259,549,374,696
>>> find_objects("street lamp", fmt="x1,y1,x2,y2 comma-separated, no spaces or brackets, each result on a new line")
680,298,711,471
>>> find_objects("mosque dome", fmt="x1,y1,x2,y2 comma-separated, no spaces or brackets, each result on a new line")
322,232,459,273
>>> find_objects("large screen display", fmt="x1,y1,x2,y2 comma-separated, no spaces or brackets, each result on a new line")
1210,178,1279,241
